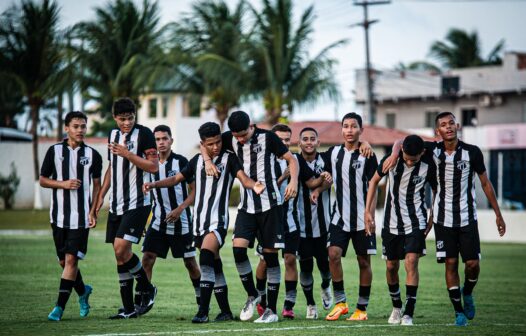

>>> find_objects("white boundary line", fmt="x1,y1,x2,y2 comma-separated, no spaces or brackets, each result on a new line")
75,323,526,336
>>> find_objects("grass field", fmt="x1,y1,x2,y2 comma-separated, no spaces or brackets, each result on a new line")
1,210,525,335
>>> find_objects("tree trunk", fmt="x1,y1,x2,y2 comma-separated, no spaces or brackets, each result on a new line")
29,99,43,209
265,107,281,125
56,93,63,142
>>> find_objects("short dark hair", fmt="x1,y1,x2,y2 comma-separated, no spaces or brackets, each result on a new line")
402,134,424,156
153,125,172,137
198,122,221,140
113,97,136,116
271,124,291,134
342,112,362,128
435,111,455,127
299,127,318,137
64,111,87,126
228,110,250,132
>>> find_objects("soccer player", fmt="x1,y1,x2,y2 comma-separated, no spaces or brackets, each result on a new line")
365,135,436,326
40,111,102,321
383,112,506,326
202,111,299,323
139,125,201,310
325,112,378,321
254,124,331,320
145,122,265,323
94,98,159,319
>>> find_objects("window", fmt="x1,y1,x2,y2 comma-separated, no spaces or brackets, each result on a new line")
148,98,157,118
386,113,396,129
461,108,477,127
442,76,460,96
425,111,440,128
162,97,168,118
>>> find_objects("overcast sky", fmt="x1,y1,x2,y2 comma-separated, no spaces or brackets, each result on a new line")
2,0,526,123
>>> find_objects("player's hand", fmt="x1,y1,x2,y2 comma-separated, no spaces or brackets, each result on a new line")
320,171,332,184
88,210,97,228
143,182,155,194
94,198,103,216
204,160,219,178
382,152,399,174
166,207,183,223
365,211,375,236
496,215,506,237
424,217,433,238
62,179,81,190
310,189,319,205
283,180,298,201
359,141,373,158
253,181,266,195
108,142,131,159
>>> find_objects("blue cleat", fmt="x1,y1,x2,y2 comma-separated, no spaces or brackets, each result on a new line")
48,306,63,321
79,285,92,317
455,312,468,326
461,288,475,320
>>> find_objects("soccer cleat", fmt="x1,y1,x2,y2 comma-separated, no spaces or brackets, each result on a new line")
214,311,234,322
400,315,413,326
281,308,295,319
325,302,349,321
239,296,260,321
347,308,368,321
321,287,333,310
137,284,157,316
254,308,279,323
306,305,318,319
108,310,138,319
388,307,402,324
256,303,266,317
192,310,209,323
462,288,476,320
455,312,468,326
47,306,63,321
78,285,92,317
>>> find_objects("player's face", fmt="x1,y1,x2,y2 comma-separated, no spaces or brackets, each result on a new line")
201,135,222,158
154,131,173,154
299,130,319,155
113,113,135,133
275,130,291,149
232,125,254,145
341,118,362,143
65,118,87,143
435,114,459,141
402,150,424,167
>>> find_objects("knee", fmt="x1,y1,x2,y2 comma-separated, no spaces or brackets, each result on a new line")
328,249,341,263
445,258,459,272
114,246,131,263
64,256,78,269
357,256,370,270
465,260,480,272
386,261,398,275
59,260,66,268
184,257,198,271
142,253,156,268
284,254,297,269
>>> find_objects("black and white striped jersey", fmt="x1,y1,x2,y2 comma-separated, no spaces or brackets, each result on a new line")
296,153,331,238
181,151,241,237
222,127,288,214
426,141,486,228
327,145,378,232
107,124,156,215
149,152,192,235
40,140,103,229
378,152,437,235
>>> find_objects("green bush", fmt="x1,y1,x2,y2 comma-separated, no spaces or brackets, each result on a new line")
0,162,20,209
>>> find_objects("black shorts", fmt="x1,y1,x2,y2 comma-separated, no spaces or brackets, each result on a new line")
381,229,426,261
193,228,228,249
233,206,285,250
434,222,480,263
142,226,196,259
327,224,377,257
282,230,300,256
105,206,151,244
52,224,89,261
298,235,329,261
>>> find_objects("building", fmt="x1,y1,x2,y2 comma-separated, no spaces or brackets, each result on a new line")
355,52,526,209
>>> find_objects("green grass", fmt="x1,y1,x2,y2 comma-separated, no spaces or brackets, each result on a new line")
0,211,525,335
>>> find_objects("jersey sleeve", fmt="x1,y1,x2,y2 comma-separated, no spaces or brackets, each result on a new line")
320,147,333,173
471,146,486,174
181,154,199,182
267,131,288,158
40,146,55,177
425,158,438,191
376,154,390,178
221,131,234,152
297,155,315,182
424,141,437,152
228,153,243,178
365,154,378,181
91,149,103,179
138,126,157,156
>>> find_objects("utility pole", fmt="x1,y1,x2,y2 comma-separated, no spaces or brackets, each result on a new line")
352,0,390,125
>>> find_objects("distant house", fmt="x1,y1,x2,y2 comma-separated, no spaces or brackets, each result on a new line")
355,51,526,209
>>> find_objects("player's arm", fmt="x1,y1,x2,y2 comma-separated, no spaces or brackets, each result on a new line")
478,172,506,237
364,172,382,236
39,176,81,190
166,181,196,223
94,165,111,216
89,177,102,228
425,190,437,238
381,139,403,173
281,151,299,201
236,170,266,195
359,140,374,158
109,142,159,173
305,171,332,190
310,179,332,205
144,172,186,193
277,167,290,186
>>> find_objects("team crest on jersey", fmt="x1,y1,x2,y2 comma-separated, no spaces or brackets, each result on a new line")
252,143,262,153
216,162,225,173
436,240,444,249
167,169,178,177
125,140,135,151
412,175,425,184
352,159,362,170
79,156,90,166
314,164,324,175
456,160,469,171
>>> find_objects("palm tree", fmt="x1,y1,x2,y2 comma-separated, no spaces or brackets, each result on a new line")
0,0,62,208
250,0,345,125
74,0,164,130
394,61,441,74
429,28,505,69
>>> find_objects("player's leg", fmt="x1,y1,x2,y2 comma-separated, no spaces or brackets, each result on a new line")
460,223,481,321
255,247,267,316
383,232,402,324
49,253,78,321
401,253,419,325
211,229,233,322
282,230,299,319
141,252,157,281
192,232,220,323
326,224,350,321
347,231,375,321
314,236,332,310
184,256,201,307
